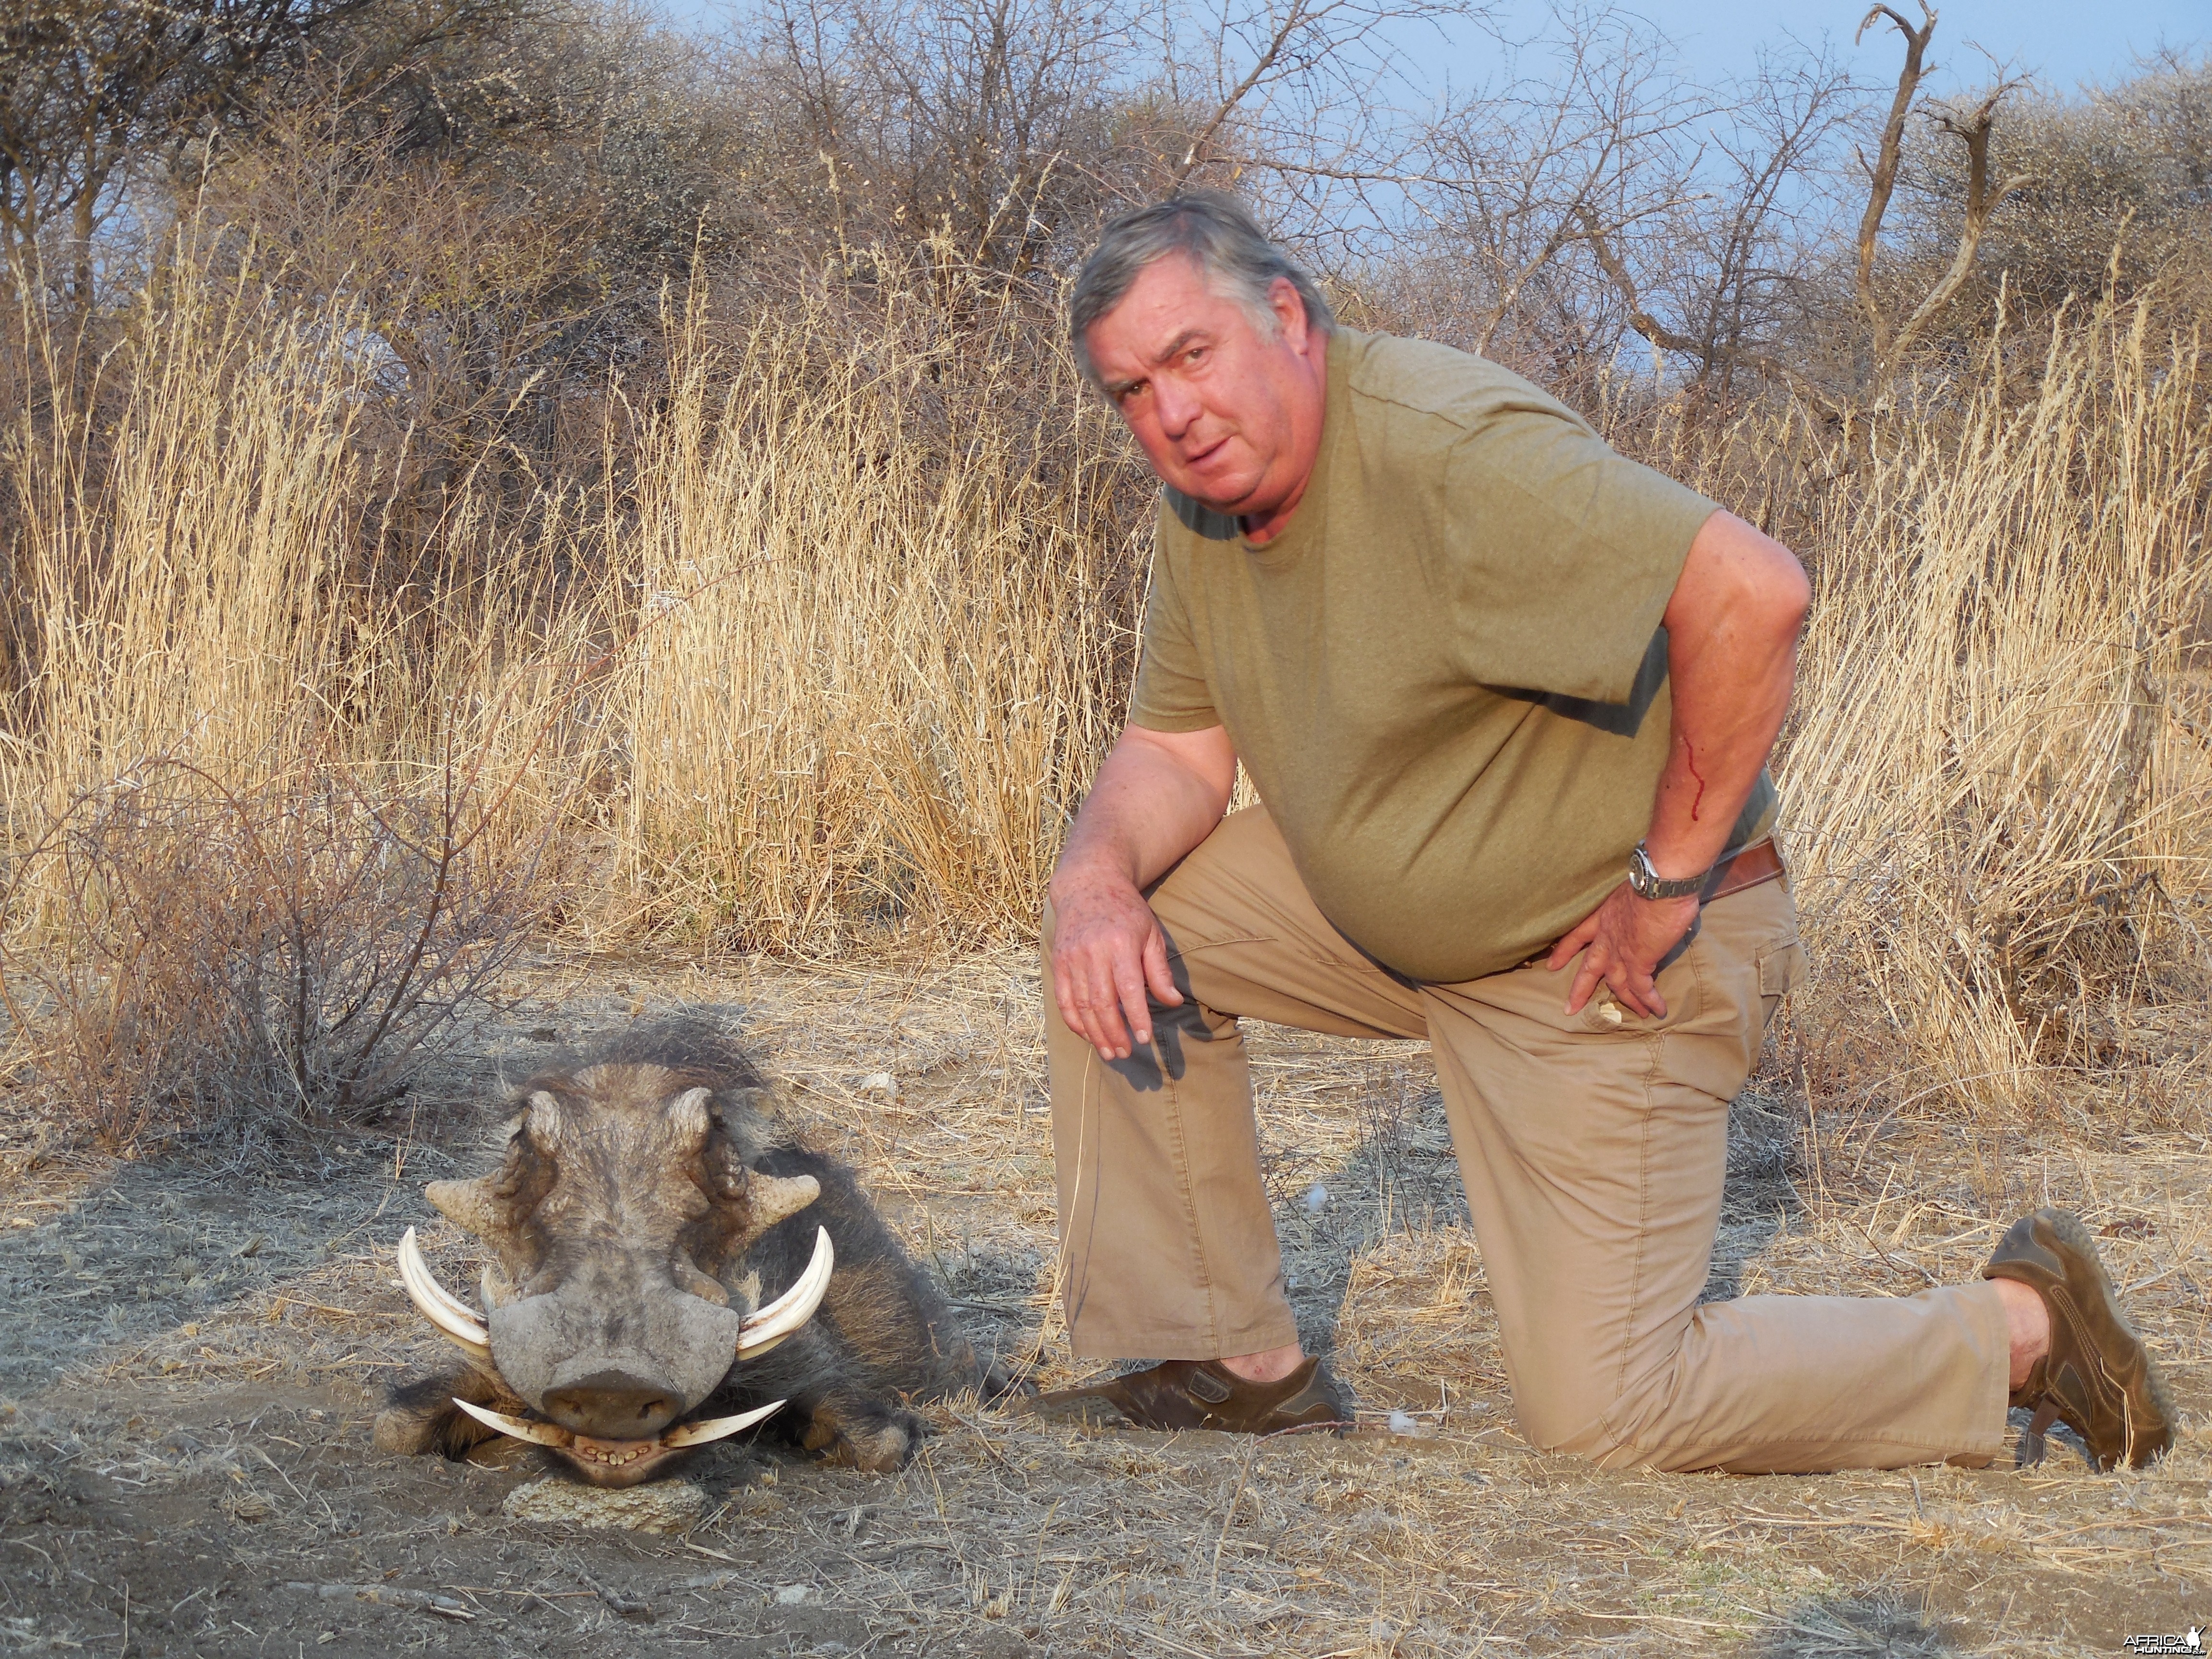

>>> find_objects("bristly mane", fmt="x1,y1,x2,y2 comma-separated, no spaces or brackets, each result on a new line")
513,1017,770,1108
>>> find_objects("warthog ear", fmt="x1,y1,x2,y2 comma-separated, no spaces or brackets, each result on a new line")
523,1090,564,1147
667,1086,713,1146
425,1177,498,1238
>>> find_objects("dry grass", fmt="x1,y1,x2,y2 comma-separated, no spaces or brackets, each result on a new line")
7,227,2208,1141
1776,308,2212,1135
1,951,2204,1657
0,241,618,1139
609,281,1140,952
0,238,1159,1136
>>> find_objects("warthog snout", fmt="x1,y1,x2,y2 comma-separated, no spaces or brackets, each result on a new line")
484,1267,753,1441
540,1370,678,1439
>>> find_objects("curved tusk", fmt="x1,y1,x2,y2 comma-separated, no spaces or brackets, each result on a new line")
451,1398,574,1446
736,1226,833,1359
660,1400,785,1449
399,1227,487,1325
398,1228,494,1364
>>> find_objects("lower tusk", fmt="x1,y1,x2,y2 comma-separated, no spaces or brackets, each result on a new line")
737,1226,833,1358
452,1398,574,1446
398,1228,495,1364
660,1400,785,1448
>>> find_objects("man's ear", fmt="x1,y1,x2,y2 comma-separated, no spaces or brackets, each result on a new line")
1270,275,1312,351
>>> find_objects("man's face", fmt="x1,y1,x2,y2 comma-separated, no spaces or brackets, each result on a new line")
1082,254,1327,537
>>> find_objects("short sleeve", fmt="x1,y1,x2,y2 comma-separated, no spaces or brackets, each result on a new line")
1443,403,1718,704
1126,525,1221,733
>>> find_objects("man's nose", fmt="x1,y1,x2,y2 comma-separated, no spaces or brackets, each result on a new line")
1153,377,1200,438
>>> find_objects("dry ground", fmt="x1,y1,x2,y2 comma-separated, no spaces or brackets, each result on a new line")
0,949,2205,1658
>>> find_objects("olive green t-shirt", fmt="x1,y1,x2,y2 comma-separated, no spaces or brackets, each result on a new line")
1129,327,1777,983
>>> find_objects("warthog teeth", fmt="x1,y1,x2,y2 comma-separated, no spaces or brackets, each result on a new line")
660,1400,786,1448
398,1227,494,1364
735,1226,834,1359
451,1398,573,1446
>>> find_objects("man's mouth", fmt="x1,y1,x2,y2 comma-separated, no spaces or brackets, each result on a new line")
1182,434,1232,470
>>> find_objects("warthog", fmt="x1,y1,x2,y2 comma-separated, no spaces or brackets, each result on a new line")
374,1021,1004,1485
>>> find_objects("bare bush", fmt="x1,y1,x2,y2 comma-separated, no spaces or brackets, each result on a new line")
1372,5,1711,392
3,751,559,1147
1902,48,2212,333
0,0,537,321
745,0,1163,276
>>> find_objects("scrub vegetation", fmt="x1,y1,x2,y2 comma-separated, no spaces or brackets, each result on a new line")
0,0,2207,1652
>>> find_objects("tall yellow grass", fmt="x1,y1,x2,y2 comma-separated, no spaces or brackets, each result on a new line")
1778,309,2212,1128
3,234,2206,1134
2,252,611,860
5,262,361,835
611,285,1140,950
0,246,616,1136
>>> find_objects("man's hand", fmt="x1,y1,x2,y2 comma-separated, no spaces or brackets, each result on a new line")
1547,885,1700,1019
1049,868,1182,1061
1046,721,1238,1062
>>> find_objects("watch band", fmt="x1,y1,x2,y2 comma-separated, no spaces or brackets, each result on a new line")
1627,841,1710,901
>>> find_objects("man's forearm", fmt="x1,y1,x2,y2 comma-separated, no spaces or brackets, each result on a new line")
1050,726,1237,899
1644,512,1810,880
1645,671,1790,877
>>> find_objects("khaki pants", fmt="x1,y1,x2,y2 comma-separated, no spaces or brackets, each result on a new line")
1045,806,2011,1473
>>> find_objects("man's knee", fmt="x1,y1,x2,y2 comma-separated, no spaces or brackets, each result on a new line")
1508,1382,1621,1462
1502,1334,1688,1467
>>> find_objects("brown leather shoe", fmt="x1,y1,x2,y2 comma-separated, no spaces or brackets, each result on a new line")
1036,1357,1351,1435
1981,1208,2175,1471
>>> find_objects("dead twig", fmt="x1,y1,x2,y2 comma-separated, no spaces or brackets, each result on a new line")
578,1571,654,1621
283,1583,475,1622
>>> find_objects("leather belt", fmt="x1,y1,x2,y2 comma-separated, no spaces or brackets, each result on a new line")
1698,836,1786,904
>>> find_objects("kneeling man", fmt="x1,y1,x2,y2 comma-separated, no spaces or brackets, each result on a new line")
1041,192,2171,1473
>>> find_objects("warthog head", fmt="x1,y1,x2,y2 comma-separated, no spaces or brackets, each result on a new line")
396,1059,831,1487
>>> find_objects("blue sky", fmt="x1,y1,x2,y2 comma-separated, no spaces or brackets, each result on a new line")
1479,0,2207,96
654,0,2205,98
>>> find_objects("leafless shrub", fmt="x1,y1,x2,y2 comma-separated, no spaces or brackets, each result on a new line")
1905,47,2212,334
1,749,563,1149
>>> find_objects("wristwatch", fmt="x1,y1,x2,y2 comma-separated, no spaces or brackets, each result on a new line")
1626,842,1709,901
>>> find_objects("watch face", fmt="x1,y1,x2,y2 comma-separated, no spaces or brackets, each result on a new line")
1629,846,1659,897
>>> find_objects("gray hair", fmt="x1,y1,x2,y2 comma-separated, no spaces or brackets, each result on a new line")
1069,192,1334,390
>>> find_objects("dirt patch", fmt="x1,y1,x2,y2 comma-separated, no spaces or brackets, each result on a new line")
1,949,2206,1655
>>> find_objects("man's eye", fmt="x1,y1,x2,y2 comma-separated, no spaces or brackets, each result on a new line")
1184,347,1205,366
